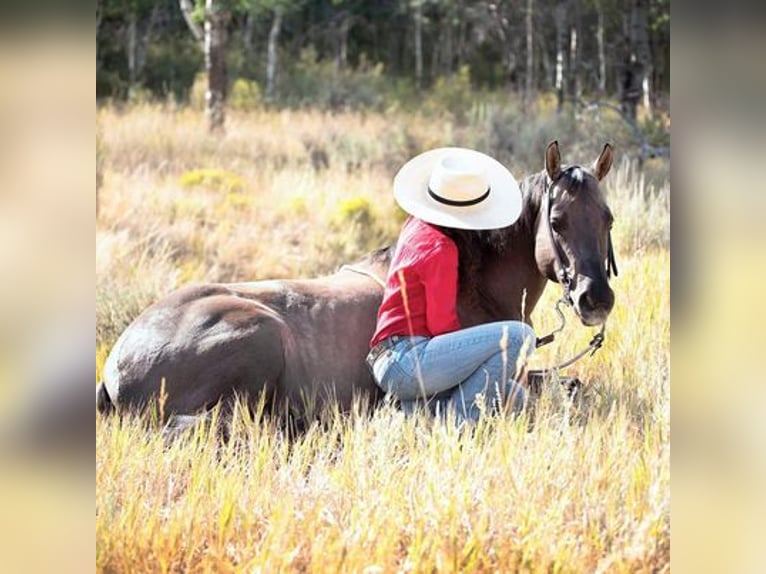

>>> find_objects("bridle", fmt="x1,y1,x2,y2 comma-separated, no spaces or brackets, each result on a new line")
535,172,619,372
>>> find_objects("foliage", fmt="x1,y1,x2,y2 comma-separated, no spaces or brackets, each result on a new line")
179,168,246,193
229,77,262,110
423,65,475,122
142,34,203,102
189,72,207,111
280,48,386,110
640,113,671,148
96,0,670,115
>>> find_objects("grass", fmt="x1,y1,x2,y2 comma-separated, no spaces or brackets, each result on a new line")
96,103,670,572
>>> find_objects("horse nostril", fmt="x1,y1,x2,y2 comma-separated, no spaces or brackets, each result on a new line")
577,287,614,313
577,291,595,312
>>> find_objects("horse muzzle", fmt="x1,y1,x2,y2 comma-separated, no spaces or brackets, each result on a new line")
571,277,615,326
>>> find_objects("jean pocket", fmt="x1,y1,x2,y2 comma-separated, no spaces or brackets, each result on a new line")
374,353,413,396
372,350,393,389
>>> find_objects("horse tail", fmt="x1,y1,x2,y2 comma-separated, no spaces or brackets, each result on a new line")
97,381,114,415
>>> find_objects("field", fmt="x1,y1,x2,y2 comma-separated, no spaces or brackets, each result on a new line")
96,103,670,573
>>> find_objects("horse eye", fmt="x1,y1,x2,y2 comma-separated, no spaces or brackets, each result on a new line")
551,217,567,233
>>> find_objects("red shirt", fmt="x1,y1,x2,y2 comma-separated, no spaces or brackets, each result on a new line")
370,217,461,347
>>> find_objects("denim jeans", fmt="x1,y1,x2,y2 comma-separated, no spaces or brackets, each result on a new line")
369,321,535,423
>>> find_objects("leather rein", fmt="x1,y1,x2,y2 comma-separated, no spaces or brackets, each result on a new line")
534,173,619,372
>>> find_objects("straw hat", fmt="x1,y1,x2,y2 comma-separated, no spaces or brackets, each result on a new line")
393,147,522,230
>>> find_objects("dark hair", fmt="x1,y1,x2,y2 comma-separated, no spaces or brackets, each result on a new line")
436,225,509,311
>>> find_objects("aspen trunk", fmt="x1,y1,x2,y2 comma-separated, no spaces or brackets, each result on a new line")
597,4,606,93
569,0,581,102
205,0,227,132
525,0,534,105
266,6,283,102
554,2,567,111
127,12,137,90
414,1,423,89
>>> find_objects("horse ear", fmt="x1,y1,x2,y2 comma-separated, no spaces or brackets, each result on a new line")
592,143,614,181
545,140,562,180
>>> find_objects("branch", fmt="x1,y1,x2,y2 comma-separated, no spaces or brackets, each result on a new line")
179,0,204,44
577,99,670,161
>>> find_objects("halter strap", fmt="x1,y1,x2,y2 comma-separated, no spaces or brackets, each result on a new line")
543,178,573,304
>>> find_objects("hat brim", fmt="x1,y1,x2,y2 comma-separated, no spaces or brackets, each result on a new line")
392,147,522,230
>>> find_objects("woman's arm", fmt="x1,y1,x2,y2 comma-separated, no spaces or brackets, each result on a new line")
421,240,461,336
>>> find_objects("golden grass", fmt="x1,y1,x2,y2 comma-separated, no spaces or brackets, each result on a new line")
96,104,669,572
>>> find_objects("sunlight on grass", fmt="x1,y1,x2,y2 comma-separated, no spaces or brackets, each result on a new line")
96,104,669,573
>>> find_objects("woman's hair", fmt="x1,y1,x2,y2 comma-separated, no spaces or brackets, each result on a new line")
436,226,509,311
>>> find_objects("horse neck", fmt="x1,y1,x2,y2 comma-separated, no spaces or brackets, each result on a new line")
351,246,393,283
469,172,549,325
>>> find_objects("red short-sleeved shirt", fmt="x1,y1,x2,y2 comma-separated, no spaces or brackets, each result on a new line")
370,217,461,348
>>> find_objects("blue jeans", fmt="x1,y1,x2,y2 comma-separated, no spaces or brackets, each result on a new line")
368,321,535,423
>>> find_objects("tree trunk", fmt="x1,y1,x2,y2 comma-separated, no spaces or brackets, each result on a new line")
569,0,581,102
443,2,454,76
414,1,423,89
127,12,137,90
554,2,567,111
243,11,254,59
632,0,652,115
336,13,350,71
620,0,650,121
525,0,534,105
539,33,551,91
205,0,227,133
456,0,466,70
179,0,203,44
266,7,283,102
431,36,439,80
597,3,606,94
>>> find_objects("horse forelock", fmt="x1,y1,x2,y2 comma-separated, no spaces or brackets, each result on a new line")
555,165,605,203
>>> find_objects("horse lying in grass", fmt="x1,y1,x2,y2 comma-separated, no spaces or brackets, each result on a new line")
97,142,616,423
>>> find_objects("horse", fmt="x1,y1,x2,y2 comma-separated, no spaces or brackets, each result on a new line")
97,141,616,422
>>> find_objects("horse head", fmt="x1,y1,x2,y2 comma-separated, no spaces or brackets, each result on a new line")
534,141,616,326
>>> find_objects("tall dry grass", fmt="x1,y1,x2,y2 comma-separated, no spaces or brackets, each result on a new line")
96,104,670,572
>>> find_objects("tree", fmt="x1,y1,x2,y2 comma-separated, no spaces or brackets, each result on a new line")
554,0,567,110
619,0,650,120
265,4,282,101
596,0,606,94
524,0,534,105
179,0,230,132
413,0,424,89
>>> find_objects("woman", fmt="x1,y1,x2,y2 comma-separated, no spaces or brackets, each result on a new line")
366,147,536,423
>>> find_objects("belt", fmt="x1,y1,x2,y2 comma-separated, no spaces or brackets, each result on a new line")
366,335,408,369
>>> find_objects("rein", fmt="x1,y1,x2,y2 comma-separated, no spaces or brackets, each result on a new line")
534,174,618,373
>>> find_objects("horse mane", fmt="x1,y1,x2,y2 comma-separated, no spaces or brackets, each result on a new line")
354,245,394,267
506,170,546,249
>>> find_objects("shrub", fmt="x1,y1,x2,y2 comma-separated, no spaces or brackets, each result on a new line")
640,114,670,148
334,196,374,227
179,168,246,193
281,48,386,111
229,78,262,111
424,66,474,122
189,72,207,111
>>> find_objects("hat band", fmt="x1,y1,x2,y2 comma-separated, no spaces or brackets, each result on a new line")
428,186,491,207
